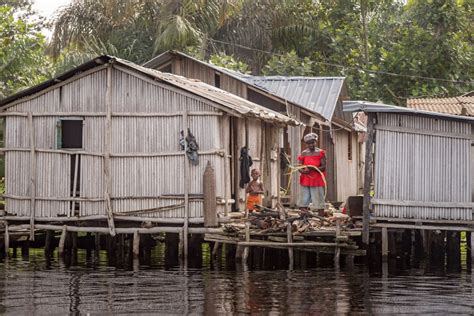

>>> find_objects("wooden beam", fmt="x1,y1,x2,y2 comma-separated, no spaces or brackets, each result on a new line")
362,113,375,245
0,111,222,117
104,65,116,236
182,110,189,259
372,217,474,225
70,154,79,217
375,124,473,140
0,147,225,158
372,223,474,232
1,215,231,224
27,112,36,240
1,65,109,110
372,199,473,209
7,224,223,234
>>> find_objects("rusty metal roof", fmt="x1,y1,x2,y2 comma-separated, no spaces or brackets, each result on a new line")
0,56,300,126
407,96,474,117
344,100,474,122
144,51,346,121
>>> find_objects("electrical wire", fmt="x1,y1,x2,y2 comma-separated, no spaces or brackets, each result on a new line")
209,38,474,85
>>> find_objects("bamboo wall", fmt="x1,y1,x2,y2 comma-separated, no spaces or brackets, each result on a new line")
373,113,473,220
3,66,233,219
334,130,359,201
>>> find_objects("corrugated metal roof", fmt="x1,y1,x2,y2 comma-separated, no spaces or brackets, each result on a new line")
407,96,474,117
117,58,299,125
0,56,300,126
243,76,345,121
144,51,345,121
343,100,474,122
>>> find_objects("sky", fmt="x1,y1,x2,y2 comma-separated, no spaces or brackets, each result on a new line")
32,0,71,37
32,0,71,19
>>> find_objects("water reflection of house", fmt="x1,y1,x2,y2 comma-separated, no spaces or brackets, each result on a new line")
144,51,365,207
0,55,298,241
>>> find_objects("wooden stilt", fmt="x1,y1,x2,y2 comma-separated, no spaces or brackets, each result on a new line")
72,232,78,250
21,240,29,257
242,222,250,264
58,225,67,256
212,242,220,257
235,245,243,259
446,231,461,270
345,254,354,266
44,230,55,255
179,229,184,258
95,233,101,253
381,227,388,261
470,232,474,261
362,113,375,246
165,233,179,266
4,222,9,256
133,230,140,259
287,223,294,270
334,218,341,266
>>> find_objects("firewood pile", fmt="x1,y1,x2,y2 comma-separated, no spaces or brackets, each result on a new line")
223,204,353,234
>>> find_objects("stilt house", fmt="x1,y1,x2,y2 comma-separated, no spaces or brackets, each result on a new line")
143,51,364,207
0,56,299,236
344,101,474,223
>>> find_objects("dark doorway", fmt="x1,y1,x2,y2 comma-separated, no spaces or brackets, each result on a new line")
58,118,83,216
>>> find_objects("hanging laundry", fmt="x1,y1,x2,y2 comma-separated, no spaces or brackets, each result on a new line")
179,130,185,150
239,146,253,188
185,128,199,165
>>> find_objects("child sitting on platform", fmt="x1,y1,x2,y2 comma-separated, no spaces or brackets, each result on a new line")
245,168,264,213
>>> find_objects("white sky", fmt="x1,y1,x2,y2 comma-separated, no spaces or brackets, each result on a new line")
32,0,71,38
32,0,71,19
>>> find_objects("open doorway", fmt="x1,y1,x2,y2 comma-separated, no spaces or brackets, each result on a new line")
57,118,83,215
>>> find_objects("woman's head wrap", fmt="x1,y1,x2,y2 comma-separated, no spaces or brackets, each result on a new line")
303,132,318,143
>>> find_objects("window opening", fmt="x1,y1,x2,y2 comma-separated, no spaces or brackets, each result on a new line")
215,73,221,88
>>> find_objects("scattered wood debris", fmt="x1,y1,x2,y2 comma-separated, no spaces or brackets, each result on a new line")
223,204,353,234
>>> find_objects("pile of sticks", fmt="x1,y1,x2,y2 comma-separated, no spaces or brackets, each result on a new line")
223,204,352,234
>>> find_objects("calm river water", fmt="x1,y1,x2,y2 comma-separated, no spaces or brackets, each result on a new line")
0,245,473,315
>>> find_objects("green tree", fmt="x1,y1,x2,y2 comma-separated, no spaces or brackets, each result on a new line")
262,50,314,76
0,4,51,99
50,0,159,64
209,53,250,74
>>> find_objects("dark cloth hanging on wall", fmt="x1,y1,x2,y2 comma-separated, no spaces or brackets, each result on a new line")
280,149,290,170
179,129,199,165
185,128,199,166
239,146,253,188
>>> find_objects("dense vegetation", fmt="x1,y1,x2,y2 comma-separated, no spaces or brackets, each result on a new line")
1,0,473,105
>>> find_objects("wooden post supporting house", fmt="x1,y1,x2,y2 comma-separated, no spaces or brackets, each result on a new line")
362,113,375,246
133,230,140,258
27,112,36,240
203,161,217,227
